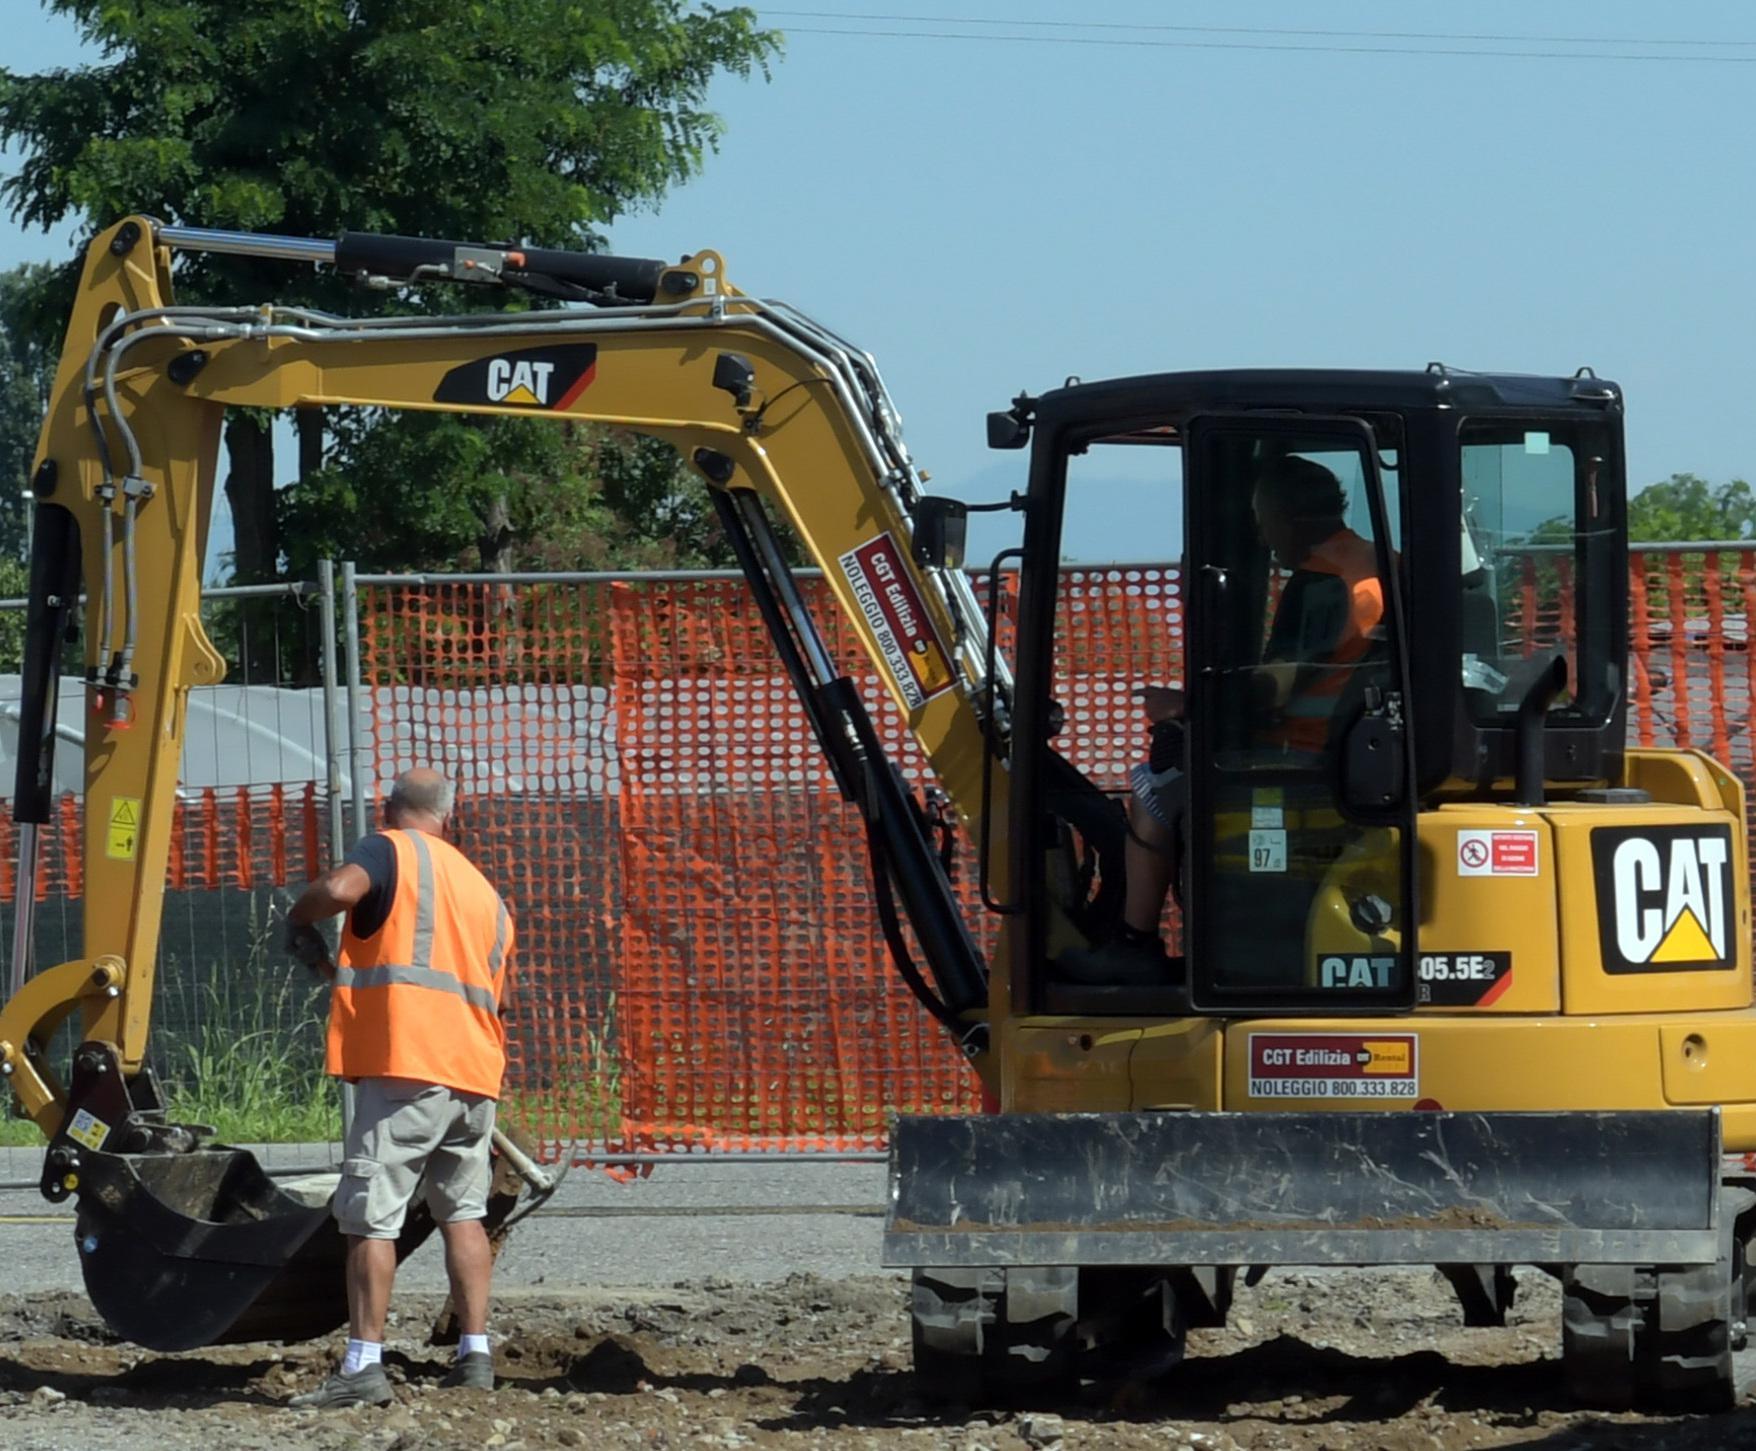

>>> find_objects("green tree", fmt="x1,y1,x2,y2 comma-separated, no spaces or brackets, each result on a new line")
1628,473,1756,543
280,416,740,575
0,263,59,560
0,0,778,579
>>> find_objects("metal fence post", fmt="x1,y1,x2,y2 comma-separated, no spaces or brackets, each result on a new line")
336,561,368,1148
340,561,368,844
317,559,346,864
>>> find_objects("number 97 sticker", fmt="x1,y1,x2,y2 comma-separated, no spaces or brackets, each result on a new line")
1249,829,1288,873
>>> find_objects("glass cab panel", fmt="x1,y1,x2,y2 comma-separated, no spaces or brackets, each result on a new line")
1458,418,1621,725
1184,417,1415,1011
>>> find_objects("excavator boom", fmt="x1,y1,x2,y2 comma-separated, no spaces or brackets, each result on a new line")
2,217,1006,1346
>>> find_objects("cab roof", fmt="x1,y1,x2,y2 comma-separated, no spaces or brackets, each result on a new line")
1030,367,1623,432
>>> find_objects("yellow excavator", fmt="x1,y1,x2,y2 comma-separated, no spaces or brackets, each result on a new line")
4,216,1753,1407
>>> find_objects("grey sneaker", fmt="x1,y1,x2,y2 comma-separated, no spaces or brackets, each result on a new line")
439,1352,494,1389
288,1363,394,1409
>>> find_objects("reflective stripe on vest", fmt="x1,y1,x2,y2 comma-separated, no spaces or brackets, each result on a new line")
332,963,499,1014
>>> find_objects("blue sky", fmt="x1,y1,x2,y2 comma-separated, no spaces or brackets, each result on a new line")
6,2,1756,570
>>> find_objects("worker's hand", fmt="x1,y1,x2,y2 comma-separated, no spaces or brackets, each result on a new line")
286,920,335,980
1137,685,1184,723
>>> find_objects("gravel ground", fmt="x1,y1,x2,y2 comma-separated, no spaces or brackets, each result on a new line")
3,1268,1755,1450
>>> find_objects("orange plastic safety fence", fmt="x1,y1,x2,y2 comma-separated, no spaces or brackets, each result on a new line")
353,556,1756,1159
355,566,1186,1155
0,783,324,902
10,553,1756,1161
358,580,623,1154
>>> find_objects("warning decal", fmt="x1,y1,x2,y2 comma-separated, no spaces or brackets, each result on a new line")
839,533,955,711
1456,829,1538,876
106,796,141,861
66,1107,110,1151
1591,824,1736,974
1247,1033,1419,1100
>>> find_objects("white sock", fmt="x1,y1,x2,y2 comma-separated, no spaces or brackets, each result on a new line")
458,1333,490,1360
342,1338,383,1375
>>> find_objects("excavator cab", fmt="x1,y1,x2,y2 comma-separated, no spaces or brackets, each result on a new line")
1002,369,1624,1013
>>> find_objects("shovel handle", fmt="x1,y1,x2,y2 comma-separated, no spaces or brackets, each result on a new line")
491,1127,555,1194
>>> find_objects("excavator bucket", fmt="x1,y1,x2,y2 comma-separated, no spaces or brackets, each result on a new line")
884,1109,1724,1271
32,1043,541,1350
68,1145,380,1350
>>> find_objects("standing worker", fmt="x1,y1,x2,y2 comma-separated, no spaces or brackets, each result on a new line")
284,767,514,1408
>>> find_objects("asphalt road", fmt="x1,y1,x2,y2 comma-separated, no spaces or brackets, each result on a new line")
0,1150,894,1296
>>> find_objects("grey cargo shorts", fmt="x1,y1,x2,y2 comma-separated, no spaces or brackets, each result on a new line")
333,1078,496,1240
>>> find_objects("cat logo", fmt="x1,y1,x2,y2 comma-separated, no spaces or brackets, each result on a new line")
1591,824,1737,974
488,357,555,406
433,343,598,411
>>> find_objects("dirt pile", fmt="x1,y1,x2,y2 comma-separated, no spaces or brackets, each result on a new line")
1,1270,1753,1449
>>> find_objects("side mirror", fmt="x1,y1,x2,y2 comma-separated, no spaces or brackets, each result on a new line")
987,410,1030,450
912,496,969,570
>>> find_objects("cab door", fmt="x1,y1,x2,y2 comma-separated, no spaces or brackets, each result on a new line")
1183,415,1417,1013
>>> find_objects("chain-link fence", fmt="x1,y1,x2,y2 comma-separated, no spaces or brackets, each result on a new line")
0,548,1749,1156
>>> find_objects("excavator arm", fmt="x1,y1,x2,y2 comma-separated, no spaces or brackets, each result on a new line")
0,216,1017,1347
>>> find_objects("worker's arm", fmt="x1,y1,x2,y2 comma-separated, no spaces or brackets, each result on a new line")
286,859,373,979
289,863,373,925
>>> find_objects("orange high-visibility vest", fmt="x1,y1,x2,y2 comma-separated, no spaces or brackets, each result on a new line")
1270,529,1386,754
328,829,513,1099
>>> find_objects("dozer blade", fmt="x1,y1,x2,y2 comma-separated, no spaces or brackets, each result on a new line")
69,1144,436,1350
884,1110,1723,1270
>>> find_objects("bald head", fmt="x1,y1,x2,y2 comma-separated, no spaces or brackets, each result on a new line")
386,768,454,833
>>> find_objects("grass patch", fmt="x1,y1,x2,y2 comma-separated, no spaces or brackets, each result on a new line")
0,963,341,1149
159,973,341,1143
3,907,628,1151
501,991,621,1146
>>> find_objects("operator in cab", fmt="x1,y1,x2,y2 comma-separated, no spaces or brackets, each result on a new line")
1065,455,1385,984
285,767,514,1408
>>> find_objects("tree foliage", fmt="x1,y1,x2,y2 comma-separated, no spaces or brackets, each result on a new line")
279,414,740,576
0,0,778,578
1,0,775,267
1628,473,1756,543
0,263,58,560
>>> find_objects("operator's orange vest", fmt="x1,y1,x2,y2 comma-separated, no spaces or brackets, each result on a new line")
327,829,513,1099
1272,528,1386,754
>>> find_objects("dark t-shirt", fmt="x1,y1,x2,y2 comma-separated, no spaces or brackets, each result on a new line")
344,832,398,940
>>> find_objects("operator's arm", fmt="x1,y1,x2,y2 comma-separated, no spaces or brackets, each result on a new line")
1137,686,1185,723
